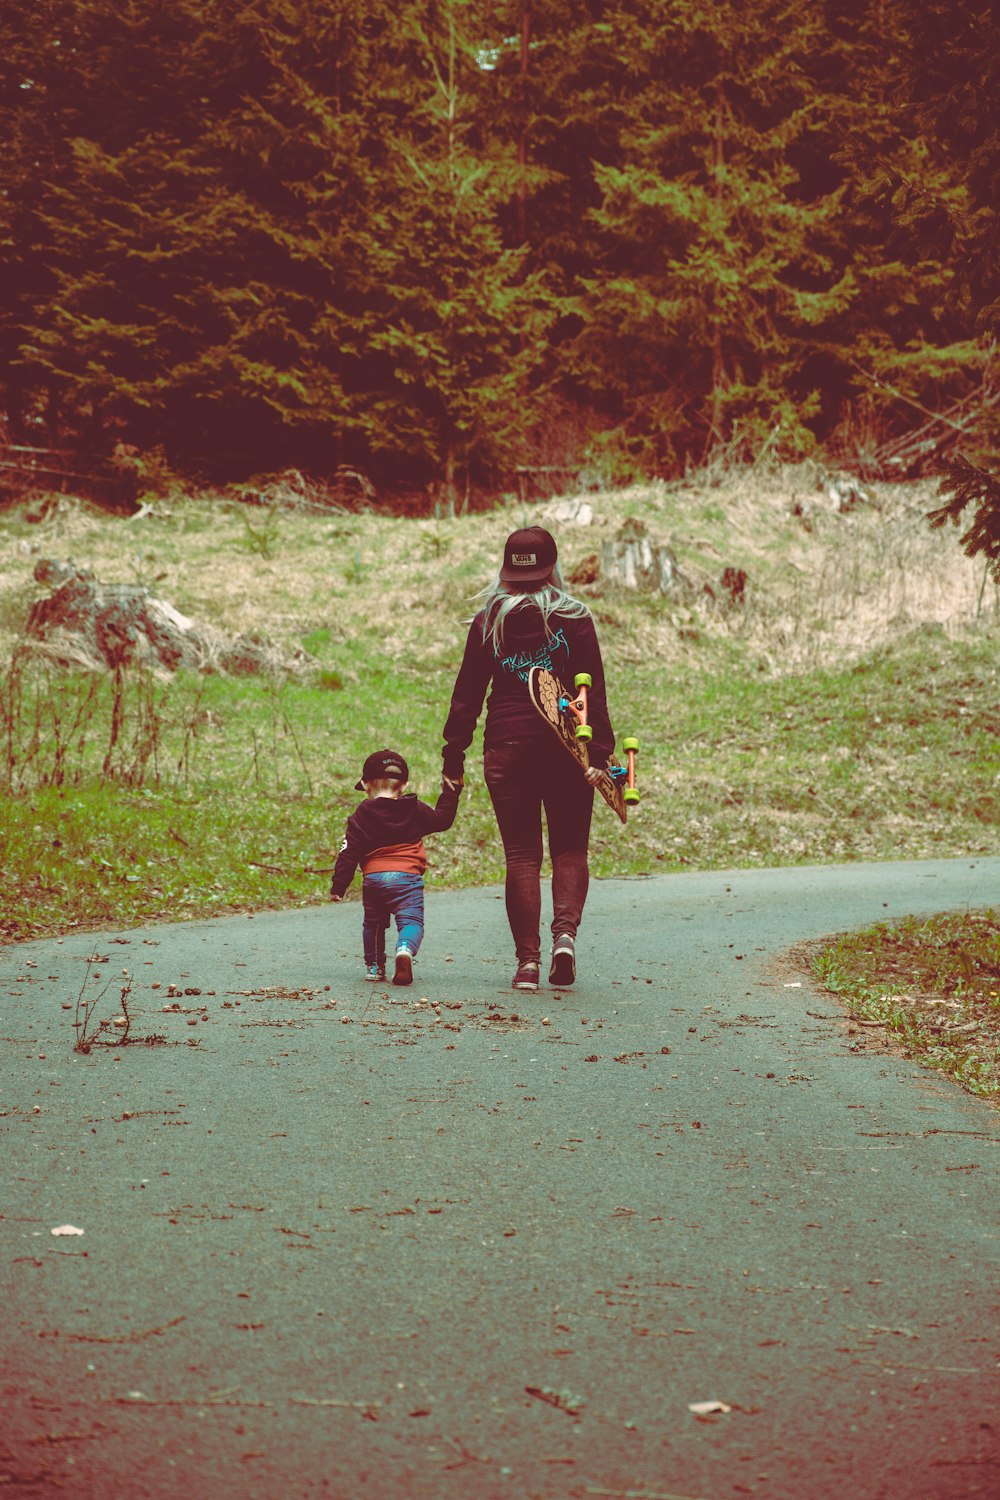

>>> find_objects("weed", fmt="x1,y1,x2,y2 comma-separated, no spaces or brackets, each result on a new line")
111,443,176,502
814,909,1000,1102
0,653,175,793
73,959,167,1052
236,504,281,560
420,528,455,560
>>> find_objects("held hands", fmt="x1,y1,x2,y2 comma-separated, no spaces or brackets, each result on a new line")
442,775,464,791
330,893,343,903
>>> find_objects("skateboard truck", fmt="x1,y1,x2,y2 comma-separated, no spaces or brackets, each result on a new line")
559,672,593,741
609,737,639,804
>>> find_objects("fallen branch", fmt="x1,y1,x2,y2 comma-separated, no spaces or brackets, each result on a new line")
54,1316,187,1345
848,359,1000,476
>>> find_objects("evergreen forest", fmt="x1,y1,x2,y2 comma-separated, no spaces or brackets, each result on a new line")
2,0,997,505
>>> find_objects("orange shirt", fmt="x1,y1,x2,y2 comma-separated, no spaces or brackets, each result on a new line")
363,840,427,876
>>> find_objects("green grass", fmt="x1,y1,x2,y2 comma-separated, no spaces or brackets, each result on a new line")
1,626,996,946
1,478,998,971
813,910,1000,1101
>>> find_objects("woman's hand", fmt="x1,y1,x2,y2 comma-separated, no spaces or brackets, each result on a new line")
584,766,606,786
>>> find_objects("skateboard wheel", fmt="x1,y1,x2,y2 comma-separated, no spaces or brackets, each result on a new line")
622,736,639,752
575,724,593,742
574,672,592,689
624,789,640,804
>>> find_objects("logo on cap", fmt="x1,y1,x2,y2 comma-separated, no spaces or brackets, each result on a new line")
511,552,537,567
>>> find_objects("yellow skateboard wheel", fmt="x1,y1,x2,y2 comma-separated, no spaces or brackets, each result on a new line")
575,724,593,742
623,736,639,752
624,788,640,804
574,672,592,689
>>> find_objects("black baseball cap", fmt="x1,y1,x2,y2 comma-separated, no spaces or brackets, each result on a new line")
499,526,557,584
355,748,409,789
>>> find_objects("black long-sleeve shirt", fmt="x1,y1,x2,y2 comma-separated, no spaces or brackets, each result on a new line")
330,785,461,899
441,605,614,781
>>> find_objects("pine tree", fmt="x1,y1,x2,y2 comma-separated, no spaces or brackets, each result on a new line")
0,0,96,442
14,0,253,464
928,456,1000,581
6,0,989,488
349,0,559,504
472,1,631,282
11,0,559,489
549,0,859,472
824,0,993,464
894,0,999,340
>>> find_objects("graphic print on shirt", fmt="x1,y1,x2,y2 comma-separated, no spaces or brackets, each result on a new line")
498,627,569,682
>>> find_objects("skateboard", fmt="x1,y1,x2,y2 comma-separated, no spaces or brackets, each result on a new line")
528,666,638,824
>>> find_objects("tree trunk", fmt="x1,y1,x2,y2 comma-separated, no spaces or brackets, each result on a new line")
517,3,532,243
707,83,728,452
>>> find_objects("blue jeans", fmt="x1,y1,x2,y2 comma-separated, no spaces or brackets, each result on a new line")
361,872,425,967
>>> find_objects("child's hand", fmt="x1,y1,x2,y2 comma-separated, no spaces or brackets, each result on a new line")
330,894,343,903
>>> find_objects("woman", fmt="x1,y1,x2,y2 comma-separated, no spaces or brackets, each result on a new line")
441,525,615,991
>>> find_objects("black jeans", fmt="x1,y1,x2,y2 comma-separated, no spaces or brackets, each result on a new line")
483,737,594,965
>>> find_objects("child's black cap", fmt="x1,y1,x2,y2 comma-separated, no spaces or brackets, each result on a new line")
356,748,409,789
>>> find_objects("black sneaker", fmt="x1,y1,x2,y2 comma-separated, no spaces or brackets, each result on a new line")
549,933,576,987
392,949,413,987
512,961,540,992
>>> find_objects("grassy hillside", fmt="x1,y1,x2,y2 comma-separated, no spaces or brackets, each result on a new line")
1,467,997,946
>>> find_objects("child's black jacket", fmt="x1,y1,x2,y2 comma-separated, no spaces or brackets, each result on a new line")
330,785,460,899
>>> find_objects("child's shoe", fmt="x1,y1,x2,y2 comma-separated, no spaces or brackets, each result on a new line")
393,947,413,986
365,963,386,982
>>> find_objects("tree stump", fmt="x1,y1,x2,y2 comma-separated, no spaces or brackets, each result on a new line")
23,561,313,678
599,521,695,596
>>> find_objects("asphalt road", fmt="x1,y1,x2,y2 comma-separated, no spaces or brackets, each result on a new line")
2,857,999,1500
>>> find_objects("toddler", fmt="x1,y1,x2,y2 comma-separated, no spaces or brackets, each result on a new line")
330,748,461,985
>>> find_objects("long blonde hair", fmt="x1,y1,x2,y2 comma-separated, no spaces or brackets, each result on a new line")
472,564,592,654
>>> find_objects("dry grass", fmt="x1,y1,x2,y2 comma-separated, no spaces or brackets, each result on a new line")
611,470,995,669
4,467,995,680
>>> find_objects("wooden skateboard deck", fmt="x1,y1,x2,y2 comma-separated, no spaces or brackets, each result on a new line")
528,666,631,824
